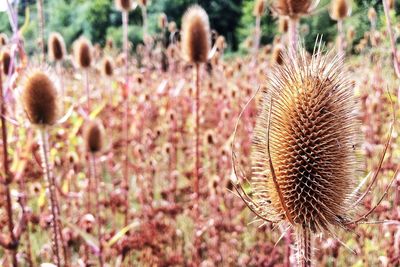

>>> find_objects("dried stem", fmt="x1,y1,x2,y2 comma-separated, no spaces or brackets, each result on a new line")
90,154,104,267
253,15,261,63
85,69,90,112
337,19,344,56
122,10,130,226
37,0,45,64
141,6,148,40
56,62,64,114
295,227,312,267
39,128,62,267
194,63,200,203
383,0,400,79
288,17,299,56
0,64,18,267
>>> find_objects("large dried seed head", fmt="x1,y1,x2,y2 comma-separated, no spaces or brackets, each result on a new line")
48,32,66,61
254,0,266,17
331,0,350,21
0,33,8,46
272,0,315,17
74,37,93,69
1,50,12,76
84,120,105,153
115,0,134,11
22,71,59,126
102,57,114,76
251,45,359,232
181,5,211,64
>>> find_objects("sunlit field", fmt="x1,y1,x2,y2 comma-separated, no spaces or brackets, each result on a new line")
0,0,399,266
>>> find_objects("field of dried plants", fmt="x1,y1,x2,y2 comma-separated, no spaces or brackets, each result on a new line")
0,0,400,266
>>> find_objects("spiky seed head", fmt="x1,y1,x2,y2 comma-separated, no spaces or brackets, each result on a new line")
158,13,168,29
115,0,134,11
331,0,350,21
0,33,8,46
84,120,105,153
368,7,377,24
22,71,59,126
271,45,284,65
48,32,66,62
278,17,289,33
253,0,266,17
138,0,147,7
1,50,12,76
102,57,114,76
251,45,358,233
272,0,315,17
388,0,394,9
74,37,92,69
181,5,211,64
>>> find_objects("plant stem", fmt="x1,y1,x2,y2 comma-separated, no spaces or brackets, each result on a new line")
0,66,18,267
253,15,261,64
337,19,344,57
194,63,200,203
288,17,299,57
56,62,64,114
85,69,90,112
90,154,104,267
122,10,130,226
39,128,62,267
296,227,312,267
37,0,45,64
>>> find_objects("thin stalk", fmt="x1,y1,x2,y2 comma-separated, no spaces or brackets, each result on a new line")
90,154,104,267
56,62,64,114
383,0,400,79
0,69,18,266
288,17,299,57
296,227,312,267
337,19,344,57
36,0,45,64
252,15,261,64
194,63,200,203
141,6,148,40
39,128,62,267
85,69,90,112
122,10,130,226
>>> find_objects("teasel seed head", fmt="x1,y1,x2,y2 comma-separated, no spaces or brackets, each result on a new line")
330,0,350,21
388,0,394,9
22,70,59,126
159,13,168,29
74,37,93,69
271,45,284,65
253,0,266,17
101,56,114,77
84,120,105,154
272,0,316,18
1,50,12,76
0,33,8,46
181,5,211,64
115,0,134,12
138,0,147,7
278,17,289,33
250,43,359,233
48,32,66,62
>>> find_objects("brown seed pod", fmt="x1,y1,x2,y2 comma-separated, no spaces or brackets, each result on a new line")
181,5,211,64
1,50,12,76
22,71,59,126
101,57,114,76
48,32,66,61
331,0,350,21
74,37,92,69
115,0,134,11
388,0,394,9
271,45,284,65
0,33,8,46
253,0,266,17
249,44,358,233
272,0,315,17
158,13,168,29
138,0,147,7
84,120,105,153
168,21,177,33
278,17,289,33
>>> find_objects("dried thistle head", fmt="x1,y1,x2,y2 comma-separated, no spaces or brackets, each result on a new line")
278,17,288,33
74,37,93,69
84,120,105,153
101,56,114,76
22,70,59,126
0,33,8,46
253,0,266,17
388,0,394,9
115,0,134,11
138,0,147,7
48,32,66,62
330,0,350,21
272,0,318,18
242,44,359,234
271,45,284,65
181,5,211,64
1,50,12,76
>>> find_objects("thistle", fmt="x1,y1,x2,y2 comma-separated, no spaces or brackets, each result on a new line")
232,43,397,266
83,120,105,267
181,4,211,201
21,70,66,266
1,50,12,76
101,56,114,77
74,37,93,111
48,32,66,112
330,0,350,56
0,33,8,46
